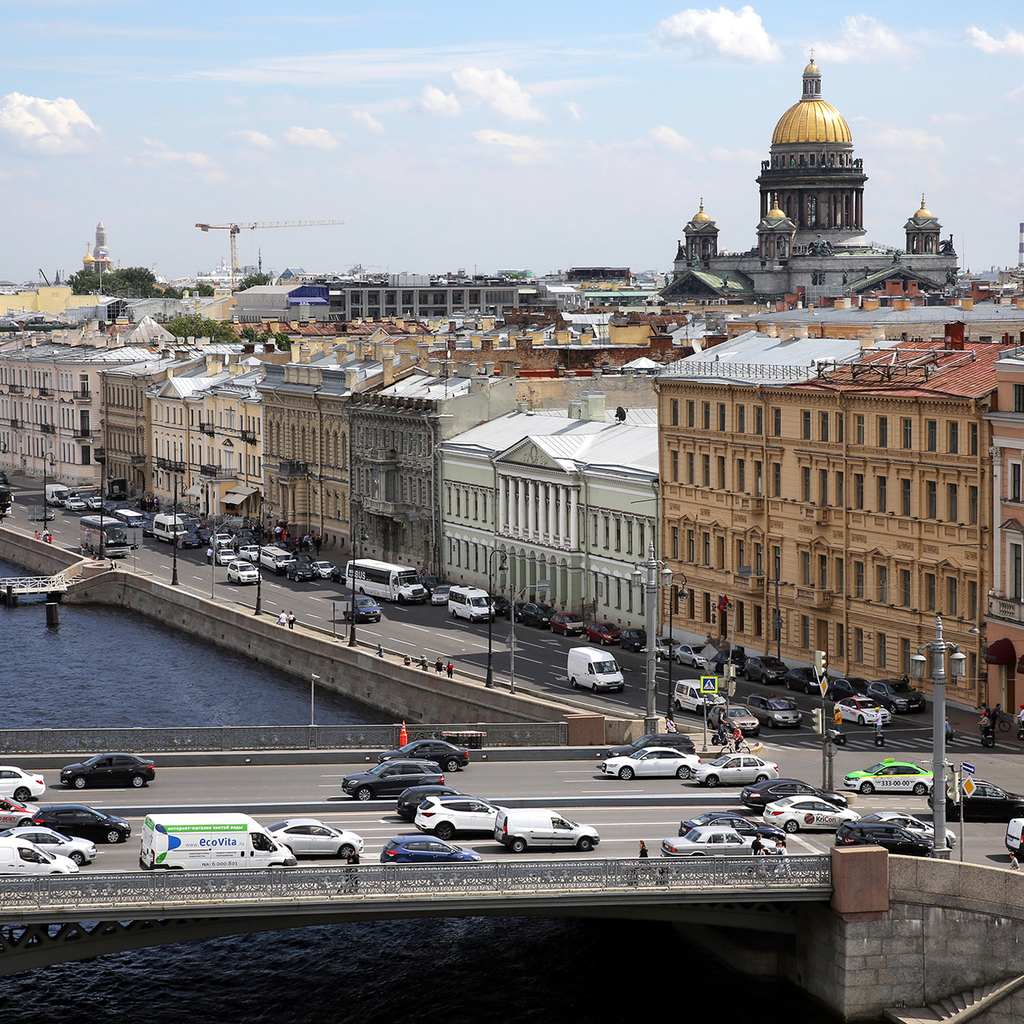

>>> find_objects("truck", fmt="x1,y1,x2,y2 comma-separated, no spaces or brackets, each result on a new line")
139,813,297,870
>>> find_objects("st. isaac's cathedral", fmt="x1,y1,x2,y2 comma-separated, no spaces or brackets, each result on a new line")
662,58,959,305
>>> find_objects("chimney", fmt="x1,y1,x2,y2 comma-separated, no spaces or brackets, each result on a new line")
581,391,605,422
517,401,529,413
568,399,583,419
959,298,974,311
483,361,495,376
794,324,809,339
457,360,474,377
765,324,779,338
428,358,441,377
863,298,880,311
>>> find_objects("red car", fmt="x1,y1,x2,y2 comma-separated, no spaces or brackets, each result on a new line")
585,622,621,645
550,612,585,636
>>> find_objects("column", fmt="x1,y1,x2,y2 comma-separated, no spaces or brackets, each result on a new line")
546,483,555,539
569,488,578,549
528,481,536,535
517,480,525,538
558,486,567,545
496,476,504,533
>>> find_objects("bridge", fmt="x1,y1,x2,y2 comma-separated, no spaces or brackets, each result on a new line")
0,573,69,600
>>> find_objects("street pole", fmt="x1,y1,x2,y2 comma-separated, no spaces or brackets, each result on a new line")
631,542,661,735
171,474,179,587
348,524,366,648
310,672,319,727
666,585,674,720
773,576,782,661
485,550,507,689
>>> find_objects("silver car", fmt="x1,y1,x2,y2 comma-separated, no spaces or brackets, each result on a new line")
0,826,97,865
746,694,803,729
709,704,760,736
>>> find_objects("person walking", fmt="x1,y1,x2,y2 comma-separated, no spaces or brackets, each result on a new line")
774,836,790,877
287,610,296,630
665,717,678,734
277,610,287,626
376,644,384,658
314,535,322,556
638,840,649,858
434,657,443,675
206,546,214,565
446,660,454,679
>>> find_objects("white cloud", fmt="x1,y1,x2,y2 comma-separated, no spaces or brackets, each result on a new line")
228,129,277,149
452,67,543,121
967,26,1024,56
813,15,915,64
707,146,761,164
283,126,340,149
351,111,384,134
472,128,548,164
0,92,99,155
566,102,583,122
141,138,216,168
868,127,946,154
653,6,782,62
420,84,462,117
649,124,691,153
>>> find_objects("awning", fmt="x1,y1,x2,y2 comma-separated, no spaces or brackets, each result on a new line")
226,485,259,498
985,637,1016,666
183,484,203,498
221,492,246,506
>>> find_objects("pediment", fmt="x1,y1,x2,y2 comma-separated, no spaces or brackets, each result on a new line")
498,438,564,472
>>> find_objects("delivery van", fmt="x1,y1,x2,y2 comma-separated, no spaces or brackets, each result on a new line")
673,680,726,715
0,837,79,875
567,646,624,693
139,813,298,870
493,808,600,854
447,586,493,622
152,513,190,542
45,483,71,507
1006,819,1024,857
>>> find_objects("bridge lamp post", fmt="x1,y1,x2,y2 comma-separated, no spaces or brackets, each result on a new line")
485,550,508,689
663,571,688,721
347,523,368,648
254,499,273,616
631,542,675,735
95,447,107,559
909,614,966,861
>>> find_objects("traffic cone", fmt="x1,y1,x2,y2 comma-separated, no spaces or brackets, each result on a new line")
399,720,408,746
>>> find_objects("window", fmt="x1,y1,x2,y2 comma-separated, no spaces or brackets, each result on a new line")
773,462,782,496
717,455,726,489
877,476,887,512
970,422,978,456
877,633,887,670
1015,385,1024,413
736,459,746,492
687,529,695,562
854,473,864,509
687,452,694,484
926,419,937,451
877,565,888,603
948,483,958,522
703,532,711,565
754,605,763,637
948,421,959,454
968,580,978,619
926,481,937,519
801,551,812,586
773,545,781,581
626,520,634,554
835,471,844,506
855,415,865,445
836,413,844,443
614,518,621,552
819,468,828,506
900,568,911,606
901,478,912,517
801,615,810,649
718,404,726,431
878,417,888,447
925,572,936,610
819,553,828,590
671,450,679,482
672,527,679,559
836,557,844,594
802,467,811,502
754,460,763,495
687,401,695,428
702,454,710,487
802,410,811,439
854,561,865,598
671,399,679,426
1014,545,1023,601
773,408,782,436
703,403,711,430
836,623,845,658
854,628,864,663
737,405,746,433
603,517,610,548
902,418,913,449
1011,463,1021,502
716,536,725,568
820,412,829,441
969,485,978,525
754,406,763,435
946,577,958,616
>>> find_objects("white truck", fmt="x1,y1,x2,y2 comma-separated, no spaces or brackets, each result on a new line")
139,813,297,870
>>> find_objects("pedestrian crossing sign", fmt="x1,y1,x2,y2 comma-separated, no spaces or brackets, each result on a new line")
700,675,719,694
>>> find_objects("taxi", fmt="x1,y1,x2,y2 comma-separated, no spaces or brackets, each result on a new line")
761,795,860,833
843,759,934,795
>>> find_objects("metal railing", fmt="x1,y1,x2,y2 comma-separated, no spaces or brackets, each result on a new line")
0,574,69,595
0,856,832,914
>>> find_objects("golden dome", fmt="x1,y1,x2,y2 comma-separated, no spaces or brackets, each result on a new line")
692,199,711,223
914,193,932,218
767,197,785,218
772,99,851,145
803,59,819,75
83,252,94,264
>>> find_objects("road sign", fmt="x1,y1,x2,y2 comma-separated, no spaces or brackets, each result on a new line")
818,676,828,698
700,675,719,694
961,762,976,776
963,778,976,797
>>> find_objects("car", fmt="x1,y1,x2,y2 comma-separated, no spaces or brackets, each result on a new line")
212,532,234,548
743,654,788,684
0,826,97,865
84,494,104,510
236,543,261,562
309,560,336,579
0,766,46,802
673,644,710,669
490,595,511,619
843,759,934,795
516,603,554,628
193,526,214,543
179,531,203,549
28,506,54,521
344,595,382,623
826,676,872,701
0,797,42,828
653,637,674,660
585,621,620,645
866,678,926,713
660,826,759,857
430,584,451,606
226,560,260,584
693,753,780,788
600,746,702,780
36,804,131,843
740,778,849,811
929,779,1024,822
214,546,237,566
708,704,760,736
834,820,933,856
746,694,803,729
677,812,785,843
140,515,155,537
267,818,364,859
341,760,445,801
418,575,443,596
395,784,463,821
603,733,696,759
785,667,822,694
63,496,88,513
377,740,469,772
833,696,892,727
857,812,956,849
380,835,481,864
414,795,502,840
286,560,317,582
711,649,748,675
618,627,647,651
551,612,586,637
59,753,155,789
762,796,861,833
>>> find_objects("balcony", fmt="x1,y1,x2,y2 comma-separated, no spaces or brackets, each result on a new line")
200,463,235,480
71,389,91,401
73,429,93,440
796,587,833,608
9,418,21,429
989,593,1024,626
199,422,215,436
37,386,52,397
131,454,147,466
278,460,309,478
240,429,258,444
7,384,23,394
733,495,764,513
156,457,186,473
40,423,56,434
363,447,399,465
732,572,765,591
362,496,412,517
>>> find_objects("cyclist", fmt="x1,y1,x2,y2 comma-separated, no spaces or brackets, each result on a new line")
731,723,745,752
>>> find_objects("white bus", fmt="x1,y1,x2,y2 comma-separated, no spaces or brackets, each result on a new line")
80,515,133,558
346,559,428,603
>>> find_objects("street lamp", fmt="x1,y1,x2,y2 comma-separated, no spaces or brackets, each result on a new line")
254,499,273,616
171,473,180,586
664,572,688,721
910,614,967,860
485,549,508,688
41,450,56,525
631,541,675,735
348,523,369,647
95,447,107,560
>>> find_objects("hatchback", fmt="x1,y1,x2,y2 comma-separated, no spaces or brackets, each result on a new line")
586,622,621,645
619,628,647,652
310,560,336,579
517,603,554,628
59,753,155,789
414,796,501,840
550,612,585,637
380,835,481,864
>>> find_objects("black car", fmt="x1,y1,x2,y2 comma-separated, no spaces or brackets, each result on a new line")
419,575,444,596
37,804,132,844
835,821,933,857
377,739,469,772
516,602,554,628
286,560,317,582
678,812,785,843
490,595,512,619
140,515,155,537
929,780,1024,822
395,784,463,821
711,649,748,675
785,667,821,694
866,679,926,713
604,732,696,758
826,676,872,701
341,759,445,801
179,531,203,549
619,628,647,652
59,752,155,789
740,778,849,810
744,655,788,684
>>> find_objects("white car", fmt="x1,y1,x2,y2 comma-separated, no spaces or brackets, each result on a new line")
226,560,260,584
64,496,88,512
215,546,237,565
310,560,336,579
430,585,451,606
833,696,892,727
660,826,759,857
266,818,364,859
693,754,780,788
0,797,42,828
600,747,702,780
414,795,502,841
0,826,97,865
0,766,46,803
236,544,261,562
674,644,711,669
762,796,860,833
858,812,956,848
213,533,234,549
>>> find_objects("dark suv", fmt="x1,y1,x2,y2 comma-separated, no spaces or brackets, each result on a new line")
835,821,932,856
744,655,788,684
341,760,445,801
784,667,820,694
826,676,872,701
866,678,926,713
516,603,554,628
377,739,470,772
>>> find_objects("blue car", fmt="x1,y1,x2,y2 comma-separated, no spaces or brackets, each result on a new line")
380,835,481,864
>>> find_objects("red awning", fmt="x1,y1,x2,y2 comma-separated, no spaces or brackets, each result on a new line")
985,637,1016,666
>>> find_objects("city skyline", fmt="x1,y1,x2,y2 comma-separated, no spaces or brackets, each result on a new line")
1,1,1023,283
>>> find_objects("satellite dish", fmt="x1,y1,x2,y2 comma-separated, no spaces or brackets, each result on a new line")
615,406,626,422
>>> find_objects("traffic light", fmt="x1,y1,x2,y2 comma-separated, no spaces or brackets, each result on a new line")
813,650,828,677
812,708,824,733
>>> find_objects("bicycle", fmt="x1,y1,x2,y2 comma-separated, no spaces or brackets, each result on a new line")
996,712,1013,733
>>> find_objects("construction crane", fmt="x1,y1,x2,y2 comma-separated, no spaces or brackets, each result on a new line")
194,220,344,289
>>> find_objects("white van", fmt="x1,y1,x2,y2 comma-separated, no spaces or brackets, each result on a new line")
45,483,71,507
493,808,600,854
139,813,297,870
674,680,727,715
152,513,190,542
448,586,493,622
259,546,293,575
567,646,624,693
0,837,79,875
1006,819,1024,856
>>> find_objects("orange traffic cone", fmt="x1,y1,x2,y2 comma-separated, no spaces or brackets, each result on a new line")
399,720,408,746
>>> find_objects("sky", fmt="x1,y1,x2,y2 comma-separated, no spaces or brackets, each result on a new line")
2,1,1024,285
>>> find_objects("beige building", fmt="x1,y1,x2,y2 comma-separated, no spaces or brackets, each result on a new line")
657,327,1006,706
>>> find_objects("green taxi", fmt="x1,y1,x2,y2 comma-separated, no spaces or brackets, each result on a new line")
843,759,934,795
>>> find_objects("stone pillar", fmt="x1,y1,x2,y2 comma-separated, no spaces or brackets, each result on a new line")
546,483,555,539
558,485,568,545
517,480,525,538
496,476,504,534
528,481,536,535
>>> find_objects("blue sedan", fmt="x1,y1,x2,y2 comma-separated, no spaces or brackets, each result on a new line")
380,835,481,864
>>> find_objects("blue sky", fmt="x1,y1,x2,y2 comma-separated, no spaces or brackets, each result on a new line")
2,1,1023,284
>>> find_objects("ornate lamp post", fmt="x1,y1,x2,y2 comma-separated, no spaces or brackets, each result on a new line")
631,542,675,735
95,447,107,559
348,523,368,647
171,474,180,586
41,451,56,524
254,499,273,616
485,549,508,688
663,571,688,720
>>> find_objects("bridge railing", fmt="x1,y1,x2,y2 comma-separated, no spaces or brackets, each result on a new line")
0,856,831,915
0,574,68,594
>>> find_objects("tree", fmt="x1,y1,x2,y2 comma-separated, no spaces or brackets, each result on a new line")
196,283,215,297
237,273,271,291
66,269,102,295
165,313,237,344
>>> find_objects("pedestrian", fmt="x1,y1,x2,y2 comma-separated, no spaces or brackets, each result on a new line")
638,840,649,858
875,715,884,740
206,546,213,565
274,524,282,540
833,705,844,733
1017,705,1024,730
420,655,429,670
435,657,443,675
775,837,790,877
376,644,384,658
314,535,322,556
446,660,454,678
665,717,678,734
1011,853,1020,872
277,610,287,626
751,834,764,857
403,654,411,666
287,611,296,630
716,717,727,746
946,718,954,743
344,848,361,893
34,530,40,541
